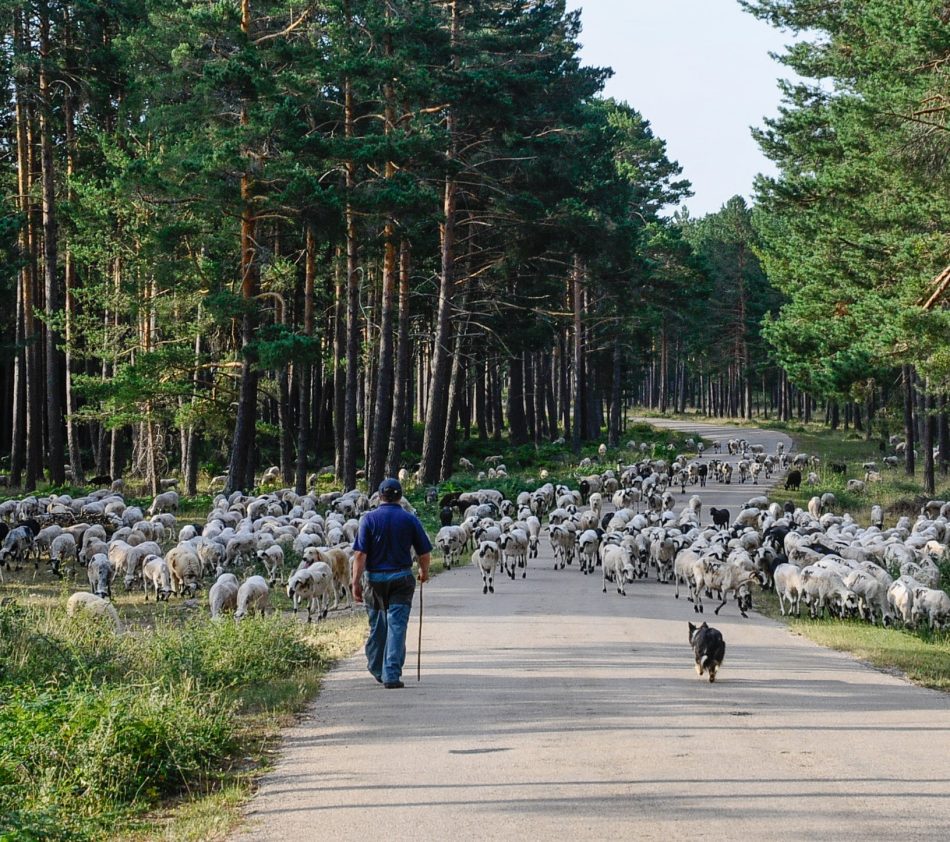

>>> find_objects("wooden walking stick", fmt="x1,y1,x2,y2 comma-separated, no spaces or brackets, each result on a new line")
417,580,423,682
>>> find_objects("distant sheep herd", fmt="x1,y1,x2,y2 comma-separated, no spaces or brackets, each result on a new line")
1,433,948,637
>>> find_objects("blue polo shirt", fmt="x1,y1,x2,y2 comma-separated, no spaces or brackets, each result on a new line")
354,503,433,578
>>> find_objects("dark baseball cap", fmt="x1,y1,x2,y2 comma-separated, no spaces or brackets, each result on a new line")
379,478,403,499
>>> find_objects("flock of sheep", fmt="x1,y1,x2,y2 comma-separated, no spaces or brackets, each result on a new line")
0,484,381,629
435,438,950,631
1,433,948,638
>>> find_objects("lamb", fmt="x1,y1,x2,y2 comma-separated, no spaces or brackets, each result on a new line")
846,479,866,494
208,572,240,619
142,555,174,601
286,563,332,622
235,575,272,620
86,553,114,599
256,544,285,585
602,544,635,596
577,529,603,575
472,541,500,594
66,591,123,632
166,544,203,597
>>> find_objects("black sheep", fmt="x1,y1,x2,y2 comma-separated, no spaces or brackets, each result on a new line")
697,464,708,487
88,474,113,486
439,491,463,511
439,506,454,527
784,469,802,490
710,507,730,528
830,462,847,474
17,518,41,538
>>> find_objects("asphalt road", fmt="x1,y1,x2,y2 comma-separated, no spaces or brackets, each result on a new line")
235,420,950,841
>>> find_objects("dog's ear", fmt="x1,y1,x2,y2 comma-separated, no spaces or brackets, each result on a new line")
688,622,696,637
700,622,708,630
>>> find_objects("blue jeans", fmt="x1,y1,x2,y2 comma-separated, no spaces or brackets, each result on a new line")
364,574,416,683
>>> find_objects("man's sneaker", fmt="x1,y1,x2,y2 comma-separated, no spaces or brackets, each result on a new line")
383,680,405,689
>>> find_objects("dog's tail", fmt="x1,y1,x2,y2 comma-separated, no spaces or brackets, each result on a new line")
700,654,709,669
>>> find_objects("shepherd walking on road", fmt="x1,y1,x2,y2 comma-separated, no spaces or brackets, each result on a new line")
351,478,432,689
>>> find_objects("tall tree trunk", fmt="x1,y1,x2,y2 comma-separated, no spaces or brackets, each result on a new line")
937,394,949,476
571,255,583,453
342,68,360,489
903,364,915,477
609,335,622,446
38,3,65,486
923,382,935,495
419,0,460,484
226,0,259,494
295,225,316,494
62,83,83,484
10,14,31,489
525,352,538,444
368,230,396,489
507,355,529,446
332,249,345,478
386,242,412,476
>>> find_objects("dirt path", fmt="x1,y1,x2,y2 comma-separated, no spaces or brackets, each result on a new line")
235,421,950,841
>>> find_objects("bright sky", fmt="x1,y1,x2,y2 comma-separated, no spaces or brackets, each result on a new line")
565,0,797,218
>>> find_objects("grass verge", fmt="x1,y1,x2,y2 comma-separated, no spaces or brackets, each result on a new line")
0,603,366,841
755,591,950,691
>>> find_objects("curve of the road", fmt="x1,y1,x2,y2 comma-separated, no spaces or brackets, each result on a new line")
235,420,950,842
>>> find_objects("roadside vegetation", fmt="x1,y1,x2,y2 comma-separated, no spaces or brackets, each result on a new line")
0,598,364,841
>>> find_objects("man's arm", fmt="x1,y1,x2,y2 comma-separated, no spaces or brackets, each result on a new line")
417,552,431,584
351,550,367,602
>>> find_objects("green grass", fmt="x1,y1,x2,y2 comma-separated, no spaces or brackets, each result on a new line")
755,590,950,690
0,601,366,841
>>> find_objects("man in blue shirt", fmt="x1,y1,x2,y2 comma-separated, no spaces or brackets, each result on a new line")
352,478,432,688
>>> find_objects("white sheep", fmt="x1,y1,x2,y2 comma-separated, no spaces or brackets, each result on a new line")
602,544,634,596
49,533,78,577
911,587,950,630
235,575,272,620
286,563,332,622
472,541,500,594
498,528,529,580
257,543,285,584
143,555,173,602
66,592,123,632
209,572,240,620
86,553,114,599
147,490,179,516
166,544,203,597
